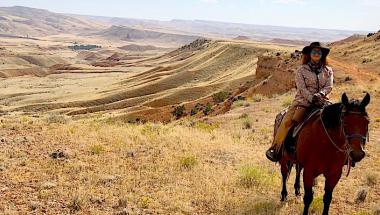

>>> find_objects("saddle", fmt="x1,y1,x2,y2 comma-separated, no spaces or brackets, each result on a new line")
274,107,322,156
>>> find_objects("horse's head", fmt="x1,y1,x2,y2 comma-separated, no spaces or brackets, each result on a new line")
341,93,371,163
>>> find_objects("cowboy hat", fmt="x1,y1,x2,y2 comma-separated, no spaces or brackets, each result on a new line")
302,42,330,56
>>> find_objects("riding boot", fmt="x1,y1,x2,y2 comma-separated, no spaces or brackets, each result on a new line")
266,105,298,162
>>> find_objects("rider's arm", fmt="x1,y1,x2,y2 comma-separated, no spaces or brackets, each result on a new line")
295,67,314,103
319,67,333,97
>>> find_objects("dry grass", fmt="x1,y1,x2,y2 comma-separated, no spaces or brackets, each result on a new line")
1,84,378,214
1,33,380,214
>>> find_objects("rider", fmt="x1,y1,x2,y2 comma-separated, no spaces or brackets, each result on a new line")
266,42,334,162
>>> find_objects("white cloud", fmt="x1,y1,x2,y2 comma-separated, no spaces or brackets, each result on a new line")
274,0,306,4
357,0,380,6
201,0,219,4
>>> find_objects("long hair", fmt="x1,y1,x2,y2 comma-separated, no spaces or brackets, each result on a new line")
302,53,329,67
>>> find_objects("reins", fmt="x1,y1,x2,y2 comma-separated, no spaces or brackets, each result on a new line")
319,111,348,153
319,107,369,177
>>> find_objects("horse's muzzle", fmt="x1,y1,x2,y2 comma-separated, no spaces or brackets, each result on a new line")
350,150,365,162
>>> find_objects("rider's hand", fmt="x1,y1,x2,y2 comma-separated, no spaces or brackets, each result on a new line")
312,93,325,108
312,93,322,102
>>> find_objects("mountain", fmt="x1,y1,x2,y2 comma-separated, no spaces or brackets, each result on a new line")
94,25,200,46
0,6,368,43
78,15,367,42
0,6,103,37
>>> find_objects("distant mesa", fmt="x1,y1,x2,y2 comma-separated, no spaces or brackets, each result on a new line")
118,44,159,52
0,6,102,37
328,34,366,46
269,38,309,46
95,25,199,45
233,36,251,41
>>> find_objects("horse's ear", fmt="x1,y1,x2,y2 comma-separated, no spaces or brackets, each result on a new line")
342,93,349,106
360,93,371,108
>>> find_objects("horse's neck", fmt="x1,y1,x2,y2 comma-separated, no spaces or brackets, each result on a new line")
319,116,346,149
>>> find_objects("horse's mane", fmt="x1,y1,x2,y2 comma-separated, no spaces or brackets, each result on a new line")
321,103,344,129
321,99,368,129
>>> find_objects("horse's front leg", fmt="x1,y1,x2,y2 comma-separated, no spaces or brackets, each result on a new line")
323,171,342,215
280,160,292,201
302,169,315,215
294,164,302,196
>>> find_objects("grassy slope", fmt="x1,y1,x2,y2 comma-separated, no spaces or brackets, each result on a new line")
330,32,380,75
1,83,379,215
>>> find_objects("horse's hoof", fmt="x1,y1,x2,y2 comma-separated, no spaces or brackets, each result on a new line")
295,189,301,196
281,191,288,202
280,195,287,202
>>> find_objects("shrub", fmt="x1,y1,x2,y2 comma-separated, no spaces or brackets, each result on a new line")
252,94,264,102
172,105,186,119
373,205,380,215
68,195,82,212
190,107,199,116
212,91,230,103
190,103,204,116
251,200,281,215
242,119,252,129
238,165,275,188
203,103,213,115
89,144,105,155
239,113,249,119
194,121,219,132
282,95,293,108
309,196,323,214
46,114,70,124
20,116,30,123
367,32,375,37
232,100,245,109
115,196,128,208
180,155,198,169
140,196,151,209
365,172,378,186
141,123,164,136
355,187,368,203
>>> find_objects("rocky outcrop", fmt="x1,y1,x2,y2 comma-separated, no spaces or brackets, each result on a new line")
248,51,301,96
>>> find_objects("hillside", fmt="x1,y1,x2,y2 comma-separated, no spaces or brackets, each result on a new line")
0,6,103,37
2,39,296,121
1,82,379,214
3,36,377,122
329,30,380,74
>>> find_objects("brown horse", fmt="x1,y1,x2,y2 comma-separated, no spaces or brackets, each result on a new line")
279,93,371,215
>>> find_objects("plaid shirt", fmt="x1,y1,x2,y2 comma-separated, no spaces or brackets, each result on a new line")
293,64,333,107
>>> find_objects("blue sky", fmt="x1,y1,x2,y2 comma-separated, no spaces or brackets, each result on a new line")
0,0,379,31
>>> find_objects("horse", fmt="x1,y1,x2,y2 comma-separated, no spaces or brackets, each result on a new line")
279,93,371,215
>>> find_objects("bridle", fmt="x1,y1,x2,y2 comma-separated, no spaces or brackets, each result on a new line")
320,107,370,176
341,110,370,148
